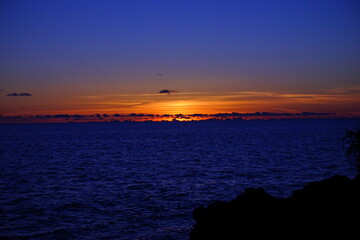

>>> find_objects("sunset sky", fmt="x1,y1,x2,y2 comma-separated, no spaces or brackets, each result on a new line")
1,0,360,118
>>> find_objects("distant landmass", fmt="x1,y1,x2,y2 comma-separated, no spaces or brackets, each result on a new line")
1,111,356,124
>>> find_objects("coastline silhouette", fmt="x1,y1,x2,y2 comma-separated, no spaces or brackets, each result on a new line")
190,129,360,240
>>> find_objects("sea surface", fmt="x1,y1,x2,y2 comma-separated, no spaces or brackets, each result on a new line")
0,119,359,239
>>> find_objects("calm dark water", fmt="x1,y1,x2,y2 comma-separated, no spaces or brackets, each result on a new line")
0,119,358,239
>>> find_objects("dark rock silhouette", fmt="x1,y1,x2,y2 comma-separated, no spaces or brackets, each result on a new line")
190,175,360,240
343,128,360,172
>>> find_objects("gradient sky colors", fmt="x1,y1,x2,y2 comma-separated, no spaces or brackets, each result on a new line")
1,0,360,119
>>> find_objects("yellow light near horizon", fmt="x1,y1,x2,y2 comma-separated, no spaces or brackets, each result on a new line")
164,101,196,113
142,100,201,114
169,101,193,108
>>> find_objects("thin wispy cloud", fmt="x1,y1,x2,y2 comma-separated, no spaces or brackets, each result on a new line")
314,86,360,96
22,86,359,116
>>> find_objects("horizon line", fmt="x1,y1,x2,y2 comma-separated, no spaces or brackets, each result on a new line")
2,111,359,124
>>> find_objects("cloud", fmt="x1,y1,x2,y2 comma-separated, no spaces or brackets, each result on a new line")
208,112,334,118
7,92,32,96
0,112,336,123
159,89,179,95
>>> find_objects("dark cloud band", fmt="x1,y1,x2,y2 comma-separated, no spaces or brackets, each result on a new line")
159,89,179,94
7,92,32,96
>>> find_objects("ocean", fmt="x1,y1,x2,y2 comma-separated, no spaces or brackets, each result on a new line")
0,119,358,239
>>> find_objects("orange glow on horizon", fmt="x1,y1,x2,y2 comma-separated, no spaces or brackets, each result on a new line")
1,87,360,119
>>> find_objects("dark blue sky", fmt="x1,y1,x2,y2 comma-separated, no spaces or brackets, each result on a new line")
1,0,359,115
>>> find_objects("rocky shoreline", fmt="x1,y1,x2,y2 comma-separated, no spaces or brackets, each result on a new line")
190,175,360,240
